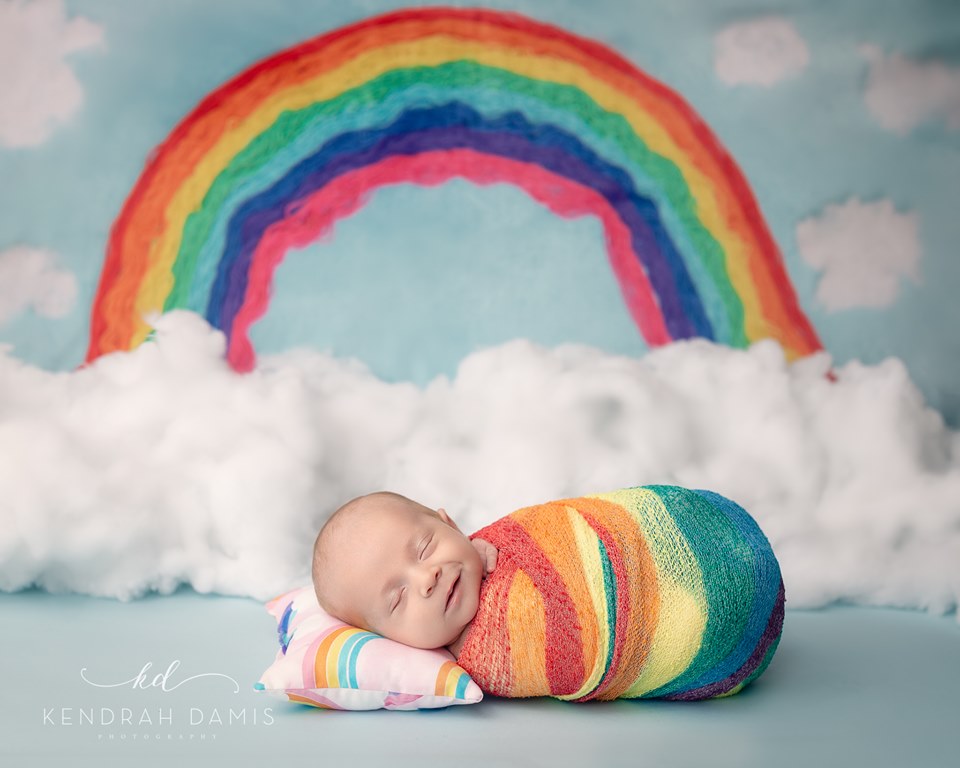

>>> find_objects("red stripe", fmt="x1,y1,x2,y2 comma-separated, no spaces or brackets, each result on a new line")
89,6,822,362
228,148,667,371
456,557,518,696
91,7,637,360
474,517,585,697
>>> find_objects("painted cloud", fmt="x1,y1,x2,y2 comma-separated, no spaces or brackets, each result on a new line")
714,16,809,87
0,245,78,325
860,44,960,136
796,198,921,312
0,0,104,148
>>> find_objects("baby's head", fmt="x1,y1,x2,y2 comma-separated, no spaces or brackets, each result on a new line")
312,491,484,650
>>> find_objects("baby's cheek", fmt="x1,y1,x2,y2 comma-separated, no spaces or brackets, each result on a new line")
466,580,483,615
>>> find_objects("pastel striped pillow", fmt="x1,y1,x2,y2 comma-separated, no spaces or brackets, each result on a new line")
255,585,483,710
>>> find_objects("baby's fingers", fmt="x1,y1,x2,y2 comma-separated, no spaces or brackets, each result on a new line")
480,544,497,575
472,537,498,575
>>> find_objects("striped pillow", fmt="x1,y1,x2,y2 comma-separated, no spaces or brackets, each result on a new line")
255,585,482,710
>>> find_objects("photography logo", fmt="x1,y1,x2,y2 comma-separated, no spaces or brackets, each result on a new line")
43,659,274,743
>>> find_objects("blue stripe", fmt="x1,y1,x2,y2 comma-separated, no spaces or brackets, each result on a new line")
277,603,296,654
454,671,470,699
338,631,378,689
677,489,782,690
210,102,711,344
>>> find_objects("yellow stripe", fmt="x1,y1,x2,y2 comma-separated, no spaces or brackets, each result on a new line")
628,580,706,696
134,35,752,335
592,489,706,697
324,627,357,689
445,667,467,698
434,660,457,697
557,505,610,700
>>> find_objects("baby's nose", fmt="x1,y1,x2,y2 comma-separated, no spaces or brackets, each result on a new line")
418,564,441,596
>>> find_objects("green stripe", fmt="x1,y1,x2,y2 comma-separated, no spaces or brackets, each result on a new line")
168,60,744,344
641,485,756,697
595,535,618,695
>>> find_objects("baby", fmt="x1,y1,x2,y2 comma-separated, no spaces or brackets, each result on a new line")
313,485,785,701
311,491,498,658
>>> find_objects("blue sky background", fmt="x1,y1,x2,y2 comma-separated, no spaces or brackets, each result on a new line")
1,0,958,423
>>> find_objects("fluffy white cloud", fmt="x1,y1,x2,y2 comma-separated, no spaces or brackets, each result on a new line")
1,311,959,617
0,0,104,148
714,16,809,87
796,198,921,312
860,44,960,136
0,245,78,324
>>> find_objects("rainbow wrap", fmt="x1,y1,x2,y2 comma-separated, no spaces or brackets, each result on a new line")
456,485,785,701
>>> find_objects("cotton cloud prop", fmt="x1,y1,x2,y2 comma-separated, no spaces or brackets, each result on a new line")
1,311,957,620
0,0,103,148
796,198,921,311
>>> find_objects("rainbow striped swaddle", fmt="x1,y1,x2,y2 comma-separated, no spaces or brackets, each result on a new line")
455,485,784,701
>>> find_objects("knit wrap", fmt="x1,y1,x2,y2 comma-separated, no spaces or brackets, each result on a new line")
456,485,785,701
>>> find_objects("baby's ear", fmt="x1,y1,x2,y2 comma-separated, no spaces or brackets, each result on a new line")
436,507,463,533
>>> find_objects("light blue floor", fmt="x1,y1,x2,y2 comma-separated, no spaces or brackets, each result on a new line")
0,589,956,768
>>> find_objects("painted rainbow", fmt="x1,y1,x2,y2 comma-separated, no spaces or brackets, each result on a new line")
87,7,822,371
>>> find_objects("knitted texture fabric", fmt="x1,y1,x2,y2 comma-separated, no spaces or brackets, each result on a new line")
456,485,784,701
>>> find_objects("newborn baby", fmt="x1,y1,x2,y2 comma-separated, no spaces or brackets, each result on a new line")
313,486,785,701
312,491,497,659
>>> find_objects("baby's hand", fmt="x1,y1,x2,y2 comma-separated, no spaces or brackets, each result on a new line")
472,537,498,576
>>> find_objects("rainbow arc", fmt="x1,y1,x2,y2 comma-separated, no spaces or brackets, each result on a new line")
87,7,821,370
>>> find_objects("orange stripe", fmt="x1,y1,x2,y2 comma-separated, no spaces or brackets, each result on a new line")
97,9,800,356
104,14,609,348
286,692,334,709
312,627,347,688
512,503,599,690
506,569,550,696
433,661,458,697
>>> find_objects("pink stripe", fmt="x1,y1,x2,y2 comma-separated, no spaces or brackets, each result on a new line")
228,148,669,371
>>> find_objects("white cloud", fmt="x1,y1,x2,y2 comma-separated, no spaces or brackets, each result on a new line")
796,198,921,312
1,311,959,618
714,16,809,87
860,44,960,136
0,245,78,324
0,0,104,148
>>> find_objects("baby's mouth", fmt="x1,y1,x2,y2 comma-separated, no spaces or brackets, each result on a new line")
445,573,461,612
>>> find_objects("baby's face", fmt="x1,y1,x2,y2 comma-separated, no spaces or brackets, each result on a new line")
320,497,484,649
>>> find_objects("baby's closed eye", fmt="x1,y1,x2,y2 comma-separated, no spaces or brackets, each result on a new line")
419,535,434,559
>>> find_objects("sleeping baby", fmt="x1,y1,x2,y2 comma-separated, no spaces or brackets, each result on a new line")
312,486,785,701
312,491,496,659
